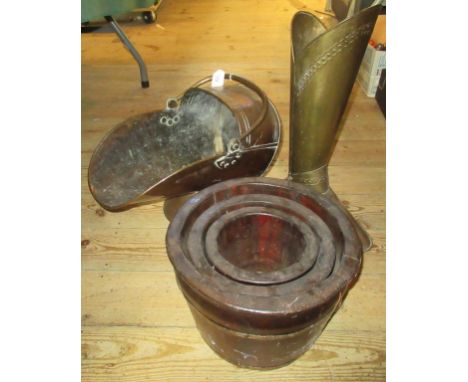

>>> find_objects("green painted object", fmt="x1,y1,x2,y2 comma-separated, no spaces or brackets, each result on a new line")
81,0,155,23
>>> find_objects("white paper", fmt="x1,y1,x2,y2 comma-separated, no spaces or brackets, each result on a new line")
211,69,225,88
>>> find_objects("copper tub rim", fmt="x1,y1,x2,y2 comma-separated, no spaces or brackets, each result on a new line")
166,177,362,318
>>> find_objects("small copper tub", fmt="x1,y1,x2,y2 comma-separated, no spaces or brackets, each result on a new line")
166,177,362,369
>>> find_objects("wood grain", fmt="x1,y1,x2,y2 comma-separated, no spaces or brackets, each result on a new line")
82,327,385,382
82,0,385,380
81,270,385,331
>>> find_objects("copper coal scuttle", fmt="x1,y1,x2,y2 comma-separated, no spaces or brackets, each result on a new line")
89,74,281,211
88,0,382,369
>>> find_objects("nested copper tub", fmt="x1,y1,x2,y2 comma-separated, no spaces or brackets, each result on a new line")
166,177,362,368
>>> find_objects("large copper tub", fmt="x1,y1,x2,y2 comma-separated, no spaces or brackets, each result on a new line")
166,178,362,369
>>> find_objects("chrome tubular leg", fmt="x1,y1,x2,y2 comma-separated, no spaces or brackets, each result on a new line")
105,16,150,88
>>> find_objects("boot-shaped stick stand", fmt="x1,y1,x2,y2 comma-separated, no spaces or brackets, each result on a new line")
289,2,382,252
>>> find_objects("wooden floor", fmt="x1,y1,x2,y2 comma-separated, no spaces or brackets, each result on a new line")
81,0,386,380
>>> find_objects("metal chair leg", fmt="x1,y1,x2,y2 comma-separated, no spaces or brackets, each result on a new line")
104,16,150,88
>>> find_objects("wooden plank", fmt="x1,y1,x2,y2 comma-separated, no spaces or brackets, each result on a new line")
81,192,385,231
82,326,385,382
82,165,385,196
81,1,326,66
81,67,384,129
81,228,385,275
82,133,385,167
81,271,384,332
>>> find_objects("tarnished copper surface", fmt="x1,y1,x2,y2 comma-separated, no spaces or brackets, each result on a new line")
166,177,362,369
88,74,281,211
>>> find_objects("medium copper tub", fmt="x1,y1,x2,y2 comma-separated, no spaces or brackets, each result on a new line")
166,177,362,369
